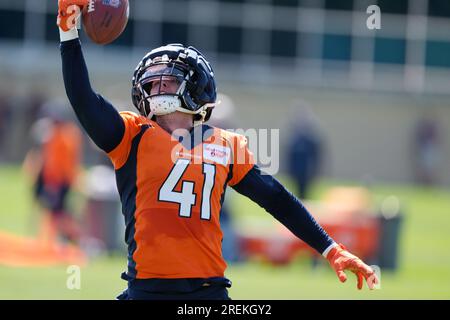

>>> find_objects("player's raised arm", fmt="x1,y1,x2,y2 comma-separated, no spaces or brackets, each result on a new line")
57,0,125,153
232,165,379,290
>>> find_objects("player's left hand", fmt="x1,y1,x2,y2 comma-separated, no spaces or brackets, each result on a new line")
326,243,379,290
57,0,88,31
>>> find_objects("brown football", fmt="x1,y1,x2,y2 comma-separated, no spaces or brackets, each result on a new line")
82,0,129,45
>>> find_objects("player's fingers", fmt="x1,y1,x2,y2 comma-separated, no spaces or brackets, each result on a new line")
357,272,364,290
366,271,379,290
373,272,379,284
354,260,376,278
353,262,379,289
335,269,347,283
57,17,69,31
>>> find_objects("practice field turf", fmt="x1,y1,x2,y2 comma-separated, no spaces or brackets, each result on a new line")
0,165,449,299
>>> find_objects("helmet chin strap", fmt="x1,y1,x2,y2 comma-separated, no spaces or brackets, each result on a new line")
193,109,207,127
146,95,208,127
149,95,181,116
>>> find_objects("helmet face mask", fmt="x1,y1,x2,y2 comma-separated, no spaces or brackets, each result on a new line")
131,44,217,124
141,66,184,95
142,75,181,97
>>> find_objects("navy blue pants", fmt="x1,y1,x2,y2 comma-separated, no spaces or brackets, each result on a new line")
117,275,231,300
117,285,230,300
34,171,70,213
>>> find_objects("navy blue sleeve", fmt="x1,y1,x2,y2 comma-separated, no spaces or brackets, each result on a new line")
60,38,125,153
232,165,334,254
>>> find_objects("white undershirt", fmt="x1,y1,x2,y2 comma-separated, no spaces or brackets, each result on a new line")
59,27,79,42
322,242,339,258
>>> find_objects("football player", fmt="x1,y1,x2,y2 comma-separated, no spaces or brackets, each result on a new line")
57,0,378,299
23,106,82,244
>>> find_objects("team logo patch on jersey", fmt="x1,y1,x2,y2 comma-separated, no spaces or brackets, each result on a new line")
203,144,231,165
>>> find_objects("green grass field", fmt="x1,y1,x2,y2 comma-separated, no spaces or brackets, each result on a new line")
1,165,450,299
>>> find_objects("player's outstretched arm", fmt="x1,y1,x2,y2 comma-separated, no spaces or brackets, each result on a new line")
57,0,125,153
232,165,378,290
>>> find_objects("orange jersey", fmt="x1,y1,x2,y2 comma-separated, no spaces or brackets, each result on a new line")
108,112,254,279
42,122,82,187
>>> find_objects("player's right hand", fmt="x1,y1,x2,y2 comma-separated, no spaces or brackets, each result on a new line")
57,0,88,32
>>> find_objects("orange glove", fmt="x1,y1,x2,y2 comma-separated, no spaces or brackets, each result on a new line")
57,0,88,32
326,244,379,290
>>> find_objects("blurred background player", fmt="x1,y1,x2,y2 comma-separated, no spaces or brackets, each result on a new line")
0,93,12,162
288,103,323,200
412,112,443,186
23,101,82,245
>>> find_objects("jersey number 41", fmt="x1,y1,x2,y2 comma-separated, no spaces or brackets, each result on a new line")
158,159,216,220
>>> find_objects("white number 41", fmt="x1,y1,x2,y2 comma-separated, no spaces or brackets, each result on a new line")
158,159,216,220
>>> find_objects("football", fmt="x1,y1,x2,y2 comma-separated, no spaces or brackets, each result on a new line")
82,0,129,45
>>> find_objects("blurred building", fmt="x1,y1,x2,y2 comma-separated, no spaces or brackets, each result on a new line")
0,0,450,185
